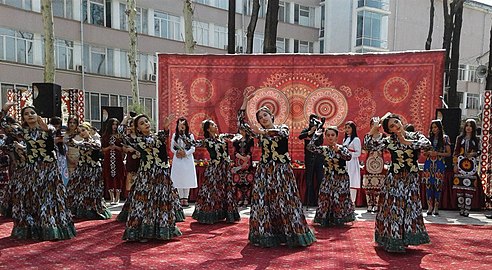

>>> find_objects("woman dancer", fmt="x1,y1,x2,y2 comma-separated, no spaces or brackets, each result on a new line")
101,118,126,205
0,102,76,240
240,92,316,247
231,126,254,206
452,119,481,217
170,117,197,207
343,121,361,204
309,126,355,226
422,120,451,216
365,113,430,252
65,116,80,176
122,114,183,242
50,117,70,185
192,119,240,224
362,118,386,213
66,122,111,219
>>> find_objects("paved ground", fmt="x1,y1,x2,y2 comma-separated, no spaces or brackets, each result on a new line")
107,202,492,226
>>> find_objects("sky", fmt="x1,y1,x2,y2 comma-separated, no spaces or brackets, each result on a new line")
476,0,492,6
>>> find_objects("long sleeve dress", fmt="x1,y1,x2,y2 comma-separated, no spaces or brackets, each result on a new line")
422,135,451,204
239,110,316,247
122,130,183,241
343,136,362,191
66,137,111,219
192,133,240,224
308,140,355,226
101,133,126,196
170,133,198,190
231,135,255,205
0,117,76,240
364,131,431,252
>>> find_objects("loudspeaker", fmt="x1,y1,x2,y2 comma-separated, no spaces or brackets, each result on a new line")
100,106,124,134
32,83,62,118
436,108,462,145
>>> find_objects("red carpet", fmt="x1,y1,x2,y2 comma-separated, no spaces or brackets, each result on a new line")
0,216,490,269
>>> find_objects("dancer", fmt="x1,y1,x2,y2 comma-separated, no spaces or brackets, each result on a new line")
170,117,197,208
241,92,316,247
298,114,324,207
101,118,126,205
231,126,254,206
122,114,182,242
362,118,386,213
343,121,361,204
66,122,111,219
422,120,451,216
192,119,240,224
365,113,430,252
50,117,70,185
0,102,76,240
64,116,80,176
309,126,355,226
452,119,481,217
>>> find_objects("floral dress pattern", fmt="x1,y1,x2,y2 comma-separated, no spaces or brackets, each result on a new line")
232,136,255,205
0,137,24,218
308,141,355,226
364,131,431,252
362,134,386,210
0,118,76,241
122,130,183,241
239,110,316,247
422,135,451,204
66,137,111,219
192,134,240,224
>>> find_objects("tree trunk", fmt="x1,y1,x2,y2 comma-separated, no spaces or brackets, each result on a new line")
448,0,464,108
442,0,452,88
486,25,492,90
184,0,195,53
425,0,434,50
228,0,236,54
263,0,279,53
246,0,260,54
41,0,55,83
127,0,140,109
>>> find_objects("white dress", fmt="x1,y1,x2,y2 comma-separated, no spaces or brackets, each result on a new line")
170,133,198,189
343,136,361,189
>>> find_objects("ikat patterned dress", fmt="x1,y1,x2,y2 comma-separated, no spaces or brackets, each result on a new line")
0,119,76,240
239,110,316,247
66,138,111,219
422,135,451,205
308,141,355,226
364,131,431,252
192,134,240,224
0,137,24,218
122,130,183,241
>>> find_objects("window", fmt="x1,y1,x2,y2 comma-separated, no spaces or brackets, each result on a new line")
294,4,315,27
193,21,209,46
466,93,480,110
119,50,130,78
1,83,28,105
214,25,228,49
0,28,34,64
253,33,264,53
356,10,388,49
358,0,390,11
458,65,480,83
83,45,114,75
139,53,153,80
243,0,267,17
154,11,182,41
320,39,324,54
119,3,148,34
276,37,288,53
212,0,228,10
278,2,290,23
53,0,73,19
2,0,32,10
294,40,313,53
83,0,105,26
320,5,325,37
55,39,74,70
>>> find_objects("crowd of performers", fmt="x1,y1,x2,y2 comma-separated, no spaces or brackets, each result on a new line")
0,90,486,252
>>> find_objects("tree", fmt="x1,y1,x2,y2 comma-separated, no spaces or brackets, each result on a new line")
425,0,435,50
227,0,236,54
41,0,55,83
263,0,280,53
184,0,195,53
126,0,140,112
246,0,260,54
486,25,492,91
442,0,465,108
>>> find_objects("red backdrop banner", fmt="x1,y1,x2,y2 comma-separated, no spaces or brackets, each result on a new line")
158,51,445,161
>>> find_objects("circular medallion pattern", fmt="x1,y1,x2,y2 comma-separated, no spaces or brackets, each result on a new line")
190,112,213,137
383,77,410,103
246,88,289,125
366,155,384,174
190,78,214,103
304,88,348,127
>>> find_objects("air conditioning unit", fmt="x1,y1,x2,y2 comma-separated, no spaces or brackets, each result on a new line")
76,65,87,72
144,73,156,81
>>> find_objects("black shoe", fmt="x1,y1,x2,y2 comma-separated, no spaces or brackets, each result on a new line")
485,214,492,219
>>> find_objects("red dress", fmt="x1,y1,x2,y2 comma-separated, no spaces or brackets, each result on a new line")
101,133,126,196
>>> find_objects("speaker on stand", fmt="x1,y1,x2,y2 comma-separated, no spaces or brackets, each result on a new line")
436,108,462,168
100,106,124,134
32,83,62,118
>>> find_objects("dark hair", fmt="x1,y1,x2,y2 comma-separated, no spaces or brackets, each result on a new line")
20,106,37,127
50,116,62,126
134,114,149,135
460,118,478,139
129,111,137,117
382,114,401,134
255,106,275,128
202,119,213,139
174,117,190,142
102,118,120,137
344,121,358,144
428,120,445,151
405,124,415,132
